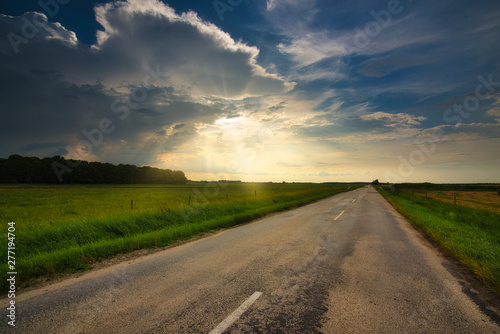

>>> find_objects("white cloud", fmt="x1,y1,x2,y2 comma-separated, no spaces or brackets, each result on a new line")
0,12,78,50
486,95,500,120
361,112,426,127
2,0,292,99
266,0,314,12
277,32,347,67
416,121,500,145
88,0,293,98
291,108,427,144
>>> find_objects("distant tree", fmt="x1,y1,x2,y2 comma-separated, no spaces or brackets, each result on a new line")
371,179,380,185
0,155,187,185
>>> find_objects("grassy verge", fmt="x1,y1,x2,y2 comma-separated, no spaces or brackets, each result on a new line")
377,187,500,291
0,185,359,293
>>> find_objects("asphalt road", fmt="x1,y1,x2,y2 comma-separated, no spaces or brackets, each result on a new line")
2,186,499,333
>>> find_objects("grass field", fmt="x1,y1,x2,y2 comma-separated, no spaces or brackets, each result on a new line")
0,183,359,293
378,186,500,291
403,190,500,213
1,183,324,229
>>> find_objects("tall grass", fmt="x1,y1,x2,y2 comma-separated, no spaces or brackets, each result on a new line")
378,187,500,291
0,184,358,292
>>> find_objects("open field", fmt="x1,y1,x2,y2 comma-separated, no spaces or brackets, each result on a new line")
391,183,500,213
1,183,334,229
378,187,500,291
0,183,360,293
408,190,500,213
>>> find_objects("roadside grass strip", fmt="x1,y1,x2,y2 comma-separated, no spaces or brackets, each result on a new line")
378,188,500,292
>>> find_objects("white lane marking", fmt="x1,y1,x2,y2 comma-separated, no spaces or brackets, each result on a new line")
210,291,263,334
334,210,344,221
352,199,356,203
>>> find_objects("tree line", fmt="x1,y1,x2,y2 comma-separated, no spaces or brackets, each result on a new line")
0,155,188,184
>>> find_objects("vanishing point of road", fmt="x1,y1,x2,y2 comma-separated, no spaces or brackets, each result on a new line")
2,186,499,333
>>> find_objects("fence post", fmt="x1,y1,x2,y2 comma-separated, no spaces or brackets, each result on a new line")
188,195,191,205
454,195,457,205
131,200,133,210
255,190,257,197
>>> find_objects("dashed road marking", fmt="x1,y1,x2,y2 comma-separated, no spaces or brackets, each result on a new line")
210,291,263,334
334,211,345,221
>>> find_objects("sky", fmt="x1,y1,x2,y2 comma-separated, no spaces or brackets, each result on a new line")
0,0,499,183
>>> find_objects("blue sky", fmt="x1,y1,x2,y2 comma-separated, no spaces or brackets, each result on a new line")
0,0,499,182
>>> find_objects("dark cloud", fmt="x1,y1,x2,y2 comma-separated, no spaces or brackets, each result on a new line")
0,0,293,165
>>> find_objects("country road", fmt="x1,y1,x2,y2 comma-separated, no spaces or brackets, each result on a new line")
1,186,499,333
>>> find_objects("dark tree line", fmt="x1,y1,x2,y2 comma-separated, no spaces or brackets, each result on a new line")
0,155,188,185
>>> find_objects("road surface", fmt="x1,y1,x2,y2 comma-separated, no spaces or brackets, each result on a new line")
2,186,499,333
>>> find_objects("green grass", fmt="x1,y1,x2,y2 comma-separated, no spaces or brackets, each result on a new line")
378,187,500,291
0,183,360,292
0,183,340,228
